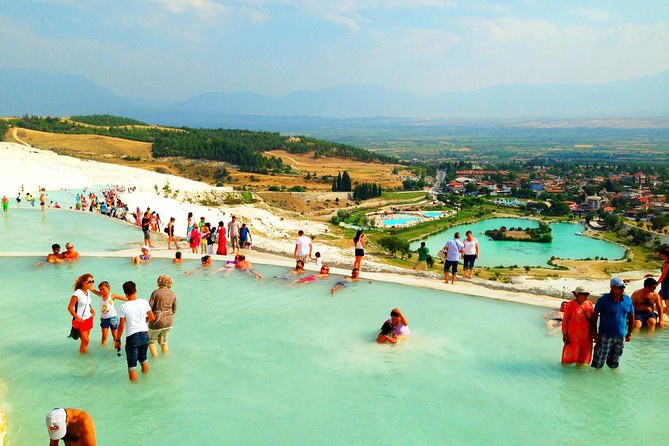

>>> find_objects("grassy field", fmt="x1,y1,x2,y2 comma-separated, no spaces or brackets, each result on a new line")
380,191,426,200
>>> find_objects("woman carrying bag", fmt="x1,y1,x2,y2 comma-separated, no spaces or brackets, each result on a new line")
68,273,96,354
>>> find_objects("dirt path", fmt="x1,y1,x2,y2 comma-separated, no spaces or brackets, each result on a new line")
11,128,31,147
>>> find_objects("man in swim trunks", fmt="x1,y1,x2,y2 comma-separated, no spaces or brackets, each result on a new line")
331,267,360,295
47,243,64,264
46,407,96,446
228,216,241,254
443,232,464,284
631,277,663,333
235,254,262,278
2,195,8,213
40,190,46,211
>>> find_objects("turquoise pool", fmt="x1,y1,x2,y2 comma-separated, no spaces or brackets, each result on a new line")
381,214,421,226
0,253,666,445
412,218,625,267
1,208,141,252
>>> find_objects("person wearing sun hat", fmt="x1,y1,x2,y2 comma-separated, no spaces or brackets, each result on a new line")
45,407,96,445
131,246,152,264
590,277,635,369
561,285,595,365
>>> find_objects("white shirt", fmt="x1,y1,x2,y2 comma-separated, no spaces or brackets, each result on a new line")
463,238,479,255
73,289,92,319
100,295,117,319
295,235,312,256
315,257,323,268
119,299,152,337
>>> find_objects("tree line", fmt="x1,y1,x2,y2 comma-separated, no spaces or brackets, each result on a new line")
70,115,148,126
353,182,383,200
332,171,352,191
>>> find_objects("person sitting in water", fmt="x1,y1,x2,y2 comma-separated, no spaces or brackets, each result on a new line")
45,407,96,446
385,308,410,341
172,251,183,264
331,267,361,296
545,301,568,335
235,255,263,279
184,255,214,276
47,243,64,264
376,320,397,344
632,277,664,333
62,243,80,261
274,260,306,279
131,246,152,264
293,265,330,285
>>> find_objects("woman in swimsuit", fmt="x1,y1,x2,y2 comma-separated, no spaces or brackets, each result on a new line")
353,230,365,271
166,217,179,250
293,265,330,285
68,274,96,354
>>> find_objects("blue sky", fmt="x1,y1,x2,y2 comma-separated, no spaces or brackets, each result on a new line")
2,0,668,99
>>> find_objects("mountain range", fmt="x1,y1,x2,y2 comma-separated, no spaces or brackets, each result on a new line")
1,68,667,127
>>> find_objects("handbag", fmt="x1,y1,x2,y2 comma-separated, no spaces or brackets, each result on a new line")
67,292,90,341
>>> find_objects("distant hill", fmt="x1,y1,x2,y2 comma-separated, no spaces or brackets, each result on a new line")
1,68,667,121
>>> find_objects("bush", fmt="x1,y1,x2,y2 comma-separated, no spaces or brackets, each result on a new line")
268,185,280,192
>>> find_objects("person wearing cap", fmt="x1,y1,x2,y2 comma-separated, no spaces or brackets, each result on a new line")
561,286,595,365
45,407,96,445
631,277,664,333
131,246,152,264
115,281,155,382
590,277,635,369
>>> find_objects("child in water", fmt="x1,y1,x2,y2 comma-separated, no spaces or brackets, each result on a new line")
376,321,397,344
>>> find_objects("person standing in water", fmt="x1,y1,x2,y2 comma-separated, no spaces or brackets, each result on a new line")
68,274,96,354
115,281,155,382
148,275,177,357
2,195,8,213
90,281,127,346
45,407,96,446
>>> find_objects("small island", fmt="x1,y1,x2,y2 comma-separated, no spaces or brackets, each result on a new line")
485,222,553,243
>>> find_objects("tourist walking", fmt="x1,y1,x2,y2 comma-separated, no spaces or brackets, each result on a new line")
561,286,594,365
90,281,127,346
590,277,634,369
141,211,154,248
68,274,96,354
115,281,155,382
353,230,365,270
148,275,177,357
46,407,96,446
294,230,313,264
166,217,179,249
462,230,479,279
216,221,227,255
413,242,429,271
443,232,464,284
228,216,241,254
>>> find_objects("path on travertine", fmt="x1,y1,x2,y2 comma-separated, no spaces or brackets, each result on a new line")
11,128,31,147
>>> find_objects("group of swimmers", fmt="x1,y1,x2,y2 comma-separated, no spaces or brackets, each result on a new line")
44,243,80,264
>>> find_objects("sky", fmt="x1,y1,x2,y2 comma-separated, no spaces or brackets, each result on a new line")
2,0,668,99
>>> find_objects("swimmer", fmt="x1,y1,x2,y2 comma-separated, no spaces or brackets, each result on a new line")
331,267,361,296
376,320,397,344
545,301,568,335
172,251,183,264
235,255,263,279
293,265,330,285
274,260,305,279
131,246,152,265
386,308,410,342
184,255,213,276
47,243,64,264
62,243,80,261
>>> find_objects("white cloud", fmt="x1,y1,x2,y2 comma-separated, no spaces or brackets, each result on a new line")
571,7,611,22
148,0,269,24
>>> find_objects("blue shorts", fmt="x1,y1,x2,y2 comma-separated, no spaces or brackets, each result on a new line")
444,260,459,274
125,332,149,371
635,311,659,324
100,316,119,329
335,280,350,288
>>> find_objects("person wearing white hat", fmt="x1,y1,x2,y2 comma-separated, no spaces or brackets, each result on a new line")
561,286,595,365
590,277,635,369
131,246,152,265
45,407,96,445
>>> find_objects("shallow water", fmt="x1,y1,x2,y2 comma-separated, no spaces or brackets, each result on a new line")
0,208,143,252
0,255,665,445
413,218,625,267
